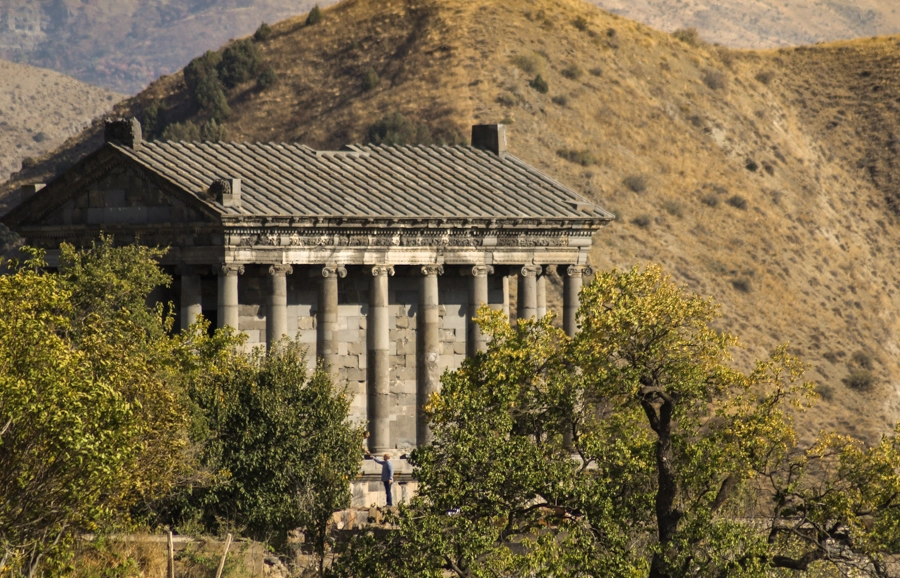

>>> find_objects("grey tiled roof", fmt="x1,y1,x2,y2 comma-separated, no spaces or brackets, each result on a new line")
112,141,612,220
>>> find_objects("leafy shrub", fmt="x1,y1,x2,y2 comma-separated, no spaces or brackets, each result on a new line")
557,148,596,166
631,214,652,228
589,67,603,76
817,383,834,402
256,65,278,89
746,159,759,172
624,174,648,193
32,132,48,143
673,27,700,45
573,16,589,31
701,194,719,207
217,39,263,88
703,69,727,90
551,95,568,106
362,67,380,91
307,4,323,25
726,195,748,209
254,22,272,41
731,277,752,293
511,52,546,75
200,119,228,142
365,113,464,146
663,200,684,218
529,74,549,94
561,64,584,80
184,51,230,120
845,369,876,391
141,99,164,139
161,121,201,142
21,157,36,169
755,70,775,85
851,350,874,370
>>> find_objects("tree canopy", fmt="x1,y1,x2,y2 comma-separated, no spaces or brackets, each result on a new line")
333,265,900,578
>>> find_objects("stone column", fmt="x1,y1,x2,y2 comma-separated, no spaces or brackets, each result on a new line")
563,265,593,337
502,274,511,319
316,265,347,373
465,265,494,357
367,265,395,453
180,268,202,331
417,265,443,445
217,264,244,331
266,265,293,349
517,265,541,321
536,268,548,318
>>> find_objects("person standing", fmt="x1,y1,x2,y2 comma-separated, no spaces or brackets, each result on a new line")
372,453,394,507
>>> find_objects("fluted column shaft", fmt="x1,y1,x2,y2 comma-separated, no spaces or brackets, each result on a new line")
367,265,394,453
317,265,346,373
267,265,293,349
466,265,493,357
217,264,244,331
417,265,443,446
536,271,547,318
180,270,202,331
517,265,541,321
564,265,593,337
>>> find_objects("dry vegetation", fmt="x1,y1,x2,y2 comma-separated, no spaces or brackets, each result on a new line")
4,0,900,444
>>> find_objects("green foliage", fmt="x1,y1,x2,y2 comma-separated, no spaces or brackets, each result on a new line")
307,4,323,25
560,63,583,80
845,368,876,391
183,51,230,121
551,94,568,106
0,239,236,575
336,265,900,577
20,156,36,169
173,342,361,562
726,194,748,209
218,39,263,88
361,66,380,91
572,16,589,31
160,120,228,142
365,113,464,147
624,174,648,192
256,65,278,90
141,99,164,140
556,148,596,166
253,22,272,42
529,74,549,94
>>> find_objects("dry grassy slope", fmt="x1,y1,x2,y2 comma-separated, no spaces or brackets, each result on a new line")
589,0,900,48
0,59,122,182
5,0,900,443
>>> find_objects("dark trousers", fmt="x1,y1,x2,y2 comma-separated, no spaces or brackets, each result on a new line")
383,481,393,506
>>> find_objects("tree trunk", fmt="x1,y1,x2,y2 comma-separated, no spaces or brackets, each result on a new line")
645,394,679,578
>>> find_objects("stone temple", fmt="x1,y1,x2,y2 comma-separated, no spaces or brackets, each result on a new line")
2,118,613,505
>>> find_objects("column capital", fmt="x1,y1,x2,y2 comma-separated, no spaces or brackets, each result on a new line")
460,265,494,277
369,265,395,277
268,264,294,276
566,264,594,277
420,265,445,277
520,264,543,277
322,265,348,279
220,264,245,276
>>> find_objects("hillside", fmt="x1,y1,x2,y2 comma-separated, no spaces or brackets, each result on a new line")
0,0,323,93
0,59,121,183
591,0,900,48
4,0,900,444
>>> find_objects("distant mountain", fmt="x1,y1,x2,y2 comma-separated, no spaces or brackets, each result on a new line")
0,58,121,183
589,0,900,48
5,0,900,446
0,0,323,93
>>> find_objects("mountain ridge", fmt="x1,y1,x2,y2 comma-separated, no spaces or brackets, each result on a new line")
4,0,900,444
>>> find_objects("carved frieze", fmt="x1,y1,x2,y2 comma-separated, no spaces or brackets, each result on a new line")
223,230,577,249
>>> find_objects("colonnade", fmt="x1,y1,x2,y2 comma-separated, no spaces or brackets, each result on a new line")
179,263,593,451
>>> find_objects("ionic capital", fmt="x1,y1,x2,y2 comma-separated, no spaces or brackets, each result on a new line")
320,265,348,279
420,265,445,277
369,265,395,277
220,264,245,276
460,265,494,277
268,264,294,277
519,264,543,277
566,265,594,278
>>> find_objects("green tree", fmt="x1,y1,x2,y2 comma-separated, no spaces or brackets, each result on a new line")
307,4,323,25
364,113,465,147
0,240,238,575
217,39,263,88
183,50,230,120
176,341,362,567
334,265,900,577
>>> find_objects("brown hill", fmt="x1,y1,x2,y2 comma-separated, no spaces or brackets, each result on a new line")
4,0,900,443
0,59,122,183
0,0,323,93
590,0,900,48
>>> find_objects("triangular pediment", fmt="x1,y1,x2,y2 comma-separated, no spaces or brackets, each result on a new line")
4,147,222,230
